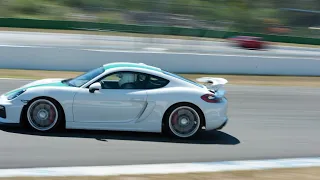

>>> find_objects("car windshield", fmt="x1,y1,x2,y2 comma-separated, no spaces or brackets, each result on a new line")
63,67,105,87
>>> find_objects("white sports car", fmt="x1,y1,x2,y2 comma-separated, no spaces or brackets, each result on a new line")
0,62,229,138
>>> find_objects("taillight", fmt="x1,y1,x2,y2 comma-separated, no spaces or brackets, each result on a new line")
201,94,221,103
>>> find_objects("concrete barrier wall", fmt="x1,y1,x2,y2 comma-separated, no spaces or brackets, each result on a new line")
0,46,319,76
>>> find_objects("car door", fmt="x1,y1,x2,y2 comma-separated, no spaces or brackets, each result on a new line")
72,71,148,123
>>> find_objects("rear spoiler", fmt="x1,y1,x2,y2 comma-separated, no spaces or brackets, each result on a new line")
196,77,228,96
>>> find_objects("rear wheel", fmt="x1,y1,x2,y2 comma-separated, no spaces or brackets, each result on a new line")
26,98,63,132
164,104,202,138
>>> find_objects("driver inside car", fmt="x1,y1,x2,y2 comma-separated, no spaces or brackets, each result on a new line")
117,72,137,89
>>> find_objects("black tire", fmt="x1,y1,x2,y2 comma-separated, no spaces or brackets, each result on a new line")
163,103,204,139
24,97,64,132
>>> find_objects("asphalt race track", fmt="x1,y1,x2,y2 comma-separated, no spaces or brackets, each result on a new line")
0,79,319,169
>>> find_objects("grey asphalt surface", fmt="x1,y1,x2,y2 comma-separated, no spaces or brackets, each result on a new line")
0,79,319,169
0,31,319,58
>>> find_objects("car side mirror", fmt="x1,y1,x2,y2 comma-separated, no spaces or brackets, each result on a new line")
89,82,101,93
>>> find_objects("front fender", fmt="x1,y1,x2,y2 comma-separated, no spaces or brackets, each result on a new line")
17,87,80,123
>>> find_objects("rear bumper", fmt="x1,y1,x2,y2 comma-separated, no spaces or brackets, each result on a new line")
203,97,229,131
205,116,228,131
215,118,228,130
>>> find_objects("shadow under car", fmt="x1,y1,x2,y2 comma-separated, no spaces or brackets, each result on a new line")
0,125,240,145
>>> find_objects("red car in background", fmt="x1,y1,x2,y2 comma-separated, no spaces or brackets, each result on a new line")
227,36,269,50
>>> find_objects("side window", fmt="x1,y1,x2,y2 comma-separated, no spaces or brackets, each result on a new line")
145,75,169,89
97,71,169,90
98,73,121,89
99,71,136,89
103,73,120,82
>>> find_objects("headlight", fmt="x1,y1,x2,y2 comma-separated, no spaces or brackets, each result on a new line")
7,89,26,100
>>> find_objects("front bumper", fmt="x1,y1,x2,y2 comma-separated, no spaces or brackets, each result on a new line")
0,95,24,124
0,105,6,119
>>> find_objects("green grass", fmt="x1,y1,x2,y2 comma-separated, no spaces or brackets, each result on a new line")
0,0,318,47
0,0,317,37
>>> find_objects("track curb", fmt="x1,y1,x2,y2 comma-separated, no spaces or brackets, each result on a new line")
0,157,320,178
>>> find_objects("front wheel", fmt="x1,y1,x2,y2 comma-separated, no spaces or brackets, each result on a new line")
26,98,63,132
164,104,202,139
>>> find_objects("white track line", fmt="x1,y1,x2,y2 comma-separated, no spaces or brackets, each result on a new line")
0,157,320,178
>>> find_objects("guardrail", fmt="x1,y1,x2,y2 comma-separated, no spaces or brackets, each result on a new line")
0,18,319,45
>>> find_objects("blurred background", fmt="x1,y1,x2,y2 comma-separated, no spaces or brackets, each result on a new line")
0,0,318,38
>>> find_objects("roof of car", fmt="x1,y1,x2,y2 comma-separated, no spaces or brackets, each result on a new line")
102,62,205,88
103,62,162,72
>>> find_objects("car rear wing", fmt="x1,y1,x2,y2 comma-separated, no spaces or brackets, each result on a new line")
196,77,228,98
